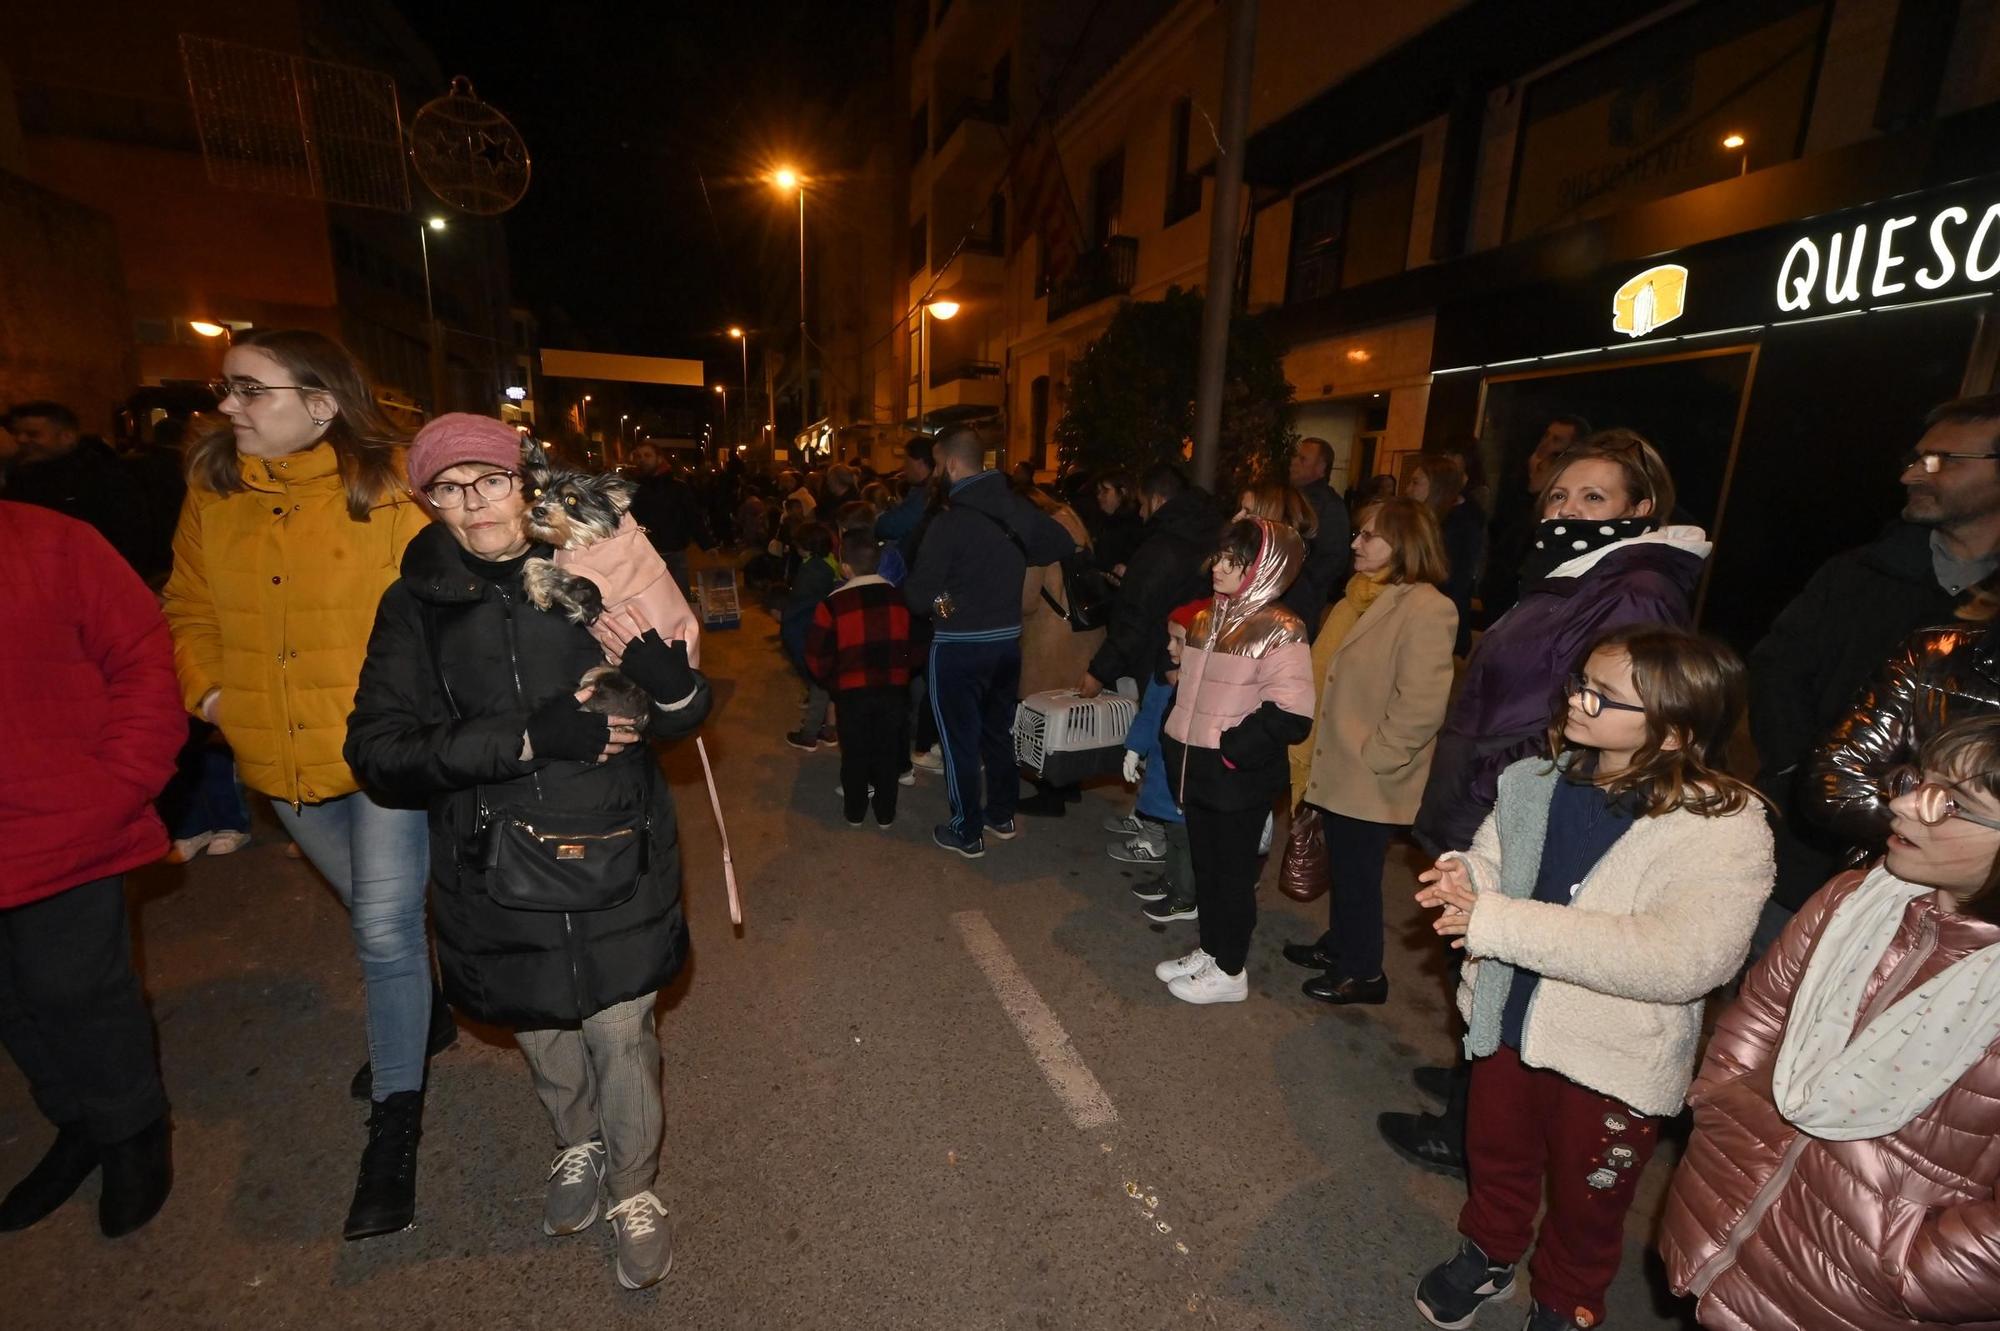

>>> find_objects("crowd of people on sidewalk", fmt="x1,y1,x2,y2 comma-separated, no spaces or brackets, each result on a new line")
4,327,2000,1325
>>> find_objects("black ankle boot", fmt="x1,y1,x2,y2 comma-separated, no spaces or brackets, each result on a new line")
98,1117,172,1238
0,1122,99,1231
349,990,458,1101
344,1089,423,1240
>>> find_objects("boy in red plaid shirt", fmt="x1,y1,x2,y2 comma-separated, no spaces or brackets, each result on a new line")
804,536,914,827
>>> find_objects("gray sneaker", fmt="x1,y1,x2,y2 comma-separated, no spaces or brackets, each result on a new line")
607,1190,674,1290
542,1139,605,1236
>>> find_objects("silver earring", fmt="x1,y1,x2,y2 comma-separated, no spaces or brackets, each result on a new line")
310,417,329,426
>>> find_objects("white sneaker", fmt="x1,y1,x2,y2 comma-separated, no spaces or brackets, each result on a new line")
912,747,945,774
1110,835,1165,865
1102,811,1151,836
206,830,251,856
606,1190,674,1290
1169,956,1249,1004
166,832,213,864
542,1140,605,1236
1155,947,1213,982
898,768,916,786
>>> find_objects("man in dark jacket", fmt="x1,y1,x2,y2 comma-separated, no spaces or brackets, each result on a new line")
1282,437,1352,634
1749,393,2000,932
3,402,160,577
625,443,707,594
874,437,935,555
1080,464,1219,697
904,426,1075,857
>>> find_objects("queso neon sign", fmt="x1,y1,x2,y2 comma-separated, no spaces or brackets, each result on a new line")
1776,201,2000,313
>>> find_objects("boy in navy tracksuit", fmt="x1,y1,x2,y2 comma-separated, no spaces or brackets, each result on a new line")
805,537,914,827
902,431,1075,857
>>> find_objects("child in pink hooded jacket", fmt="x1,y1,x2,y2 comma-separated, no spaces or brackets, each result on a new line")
1156,516,1317,1004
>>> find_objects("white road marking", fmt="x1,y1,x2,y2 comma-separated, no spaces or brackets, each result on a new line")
952,910,1118,1130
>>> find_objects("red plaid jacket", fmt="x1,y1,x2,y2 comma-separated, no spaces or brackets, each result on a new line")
804,575,913,693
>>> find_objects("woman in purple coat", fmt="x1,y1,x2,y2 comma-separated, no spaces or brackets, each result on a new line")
1413,430,1708,857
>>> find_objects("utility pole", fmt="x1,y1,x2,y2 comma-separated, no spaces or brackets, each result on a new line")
1189,0,1257,491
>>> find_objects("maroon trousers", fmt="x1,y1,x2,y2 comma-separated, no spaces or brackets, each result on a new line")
1459,1044,1659,1328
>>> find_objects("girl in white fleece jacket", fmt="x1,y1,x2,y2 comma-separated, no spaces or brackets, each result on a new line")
1409,624,1773,1331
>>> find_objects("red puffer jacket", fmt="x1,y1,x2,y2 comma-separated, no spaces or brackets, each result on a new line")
1658,869,2000,1331
0,503,184,906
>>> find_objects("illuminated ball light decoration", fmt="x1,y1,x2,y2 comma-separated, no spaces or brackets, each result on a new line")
408,76,531,216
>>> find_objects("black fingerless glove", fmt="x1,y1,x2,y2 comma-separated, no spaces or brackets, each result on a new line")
525,694,610,762
617,631,697,703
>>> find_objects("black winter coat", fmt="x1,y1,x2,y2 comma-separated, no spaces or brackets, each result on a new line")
1748,521,1970,907
1279,479,1351,635
345,523,710,1030
902,470,1075,636
1088,490,1221,687
1804,621,2000,849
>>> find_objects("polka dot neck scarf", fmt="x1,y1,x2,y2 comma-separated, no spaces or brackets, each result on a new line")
1519,516,1656,584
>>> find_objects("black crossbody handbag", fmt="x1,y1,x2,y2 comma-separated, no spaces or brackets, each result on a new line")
963,505,1110,632
423,603,650,913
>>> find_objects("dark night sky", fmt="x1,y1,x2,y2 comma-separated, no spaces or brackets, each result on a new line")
396,0,894,366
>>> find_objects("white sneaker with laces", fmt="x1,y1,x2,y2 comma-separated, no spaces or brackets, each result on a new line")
912,747,945,774
1168,956,1249,1005
542,1139,605,1236
1154,947,1213,982
606,1190,674,1289
165,832,213,864
206,830,251,856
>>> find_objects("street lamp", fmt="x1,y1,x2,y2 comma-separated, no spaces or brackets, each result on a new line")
728,326,750,444
1721,132,1748,176
581,393,592,438
914,295,959,434
771,167,809,432
714,384,728,442
418,215,449,410
620,413,629,445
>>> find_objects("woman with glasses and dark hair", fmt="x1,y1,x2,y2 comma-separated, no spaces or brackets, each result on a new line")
345,413,708,1291
1660,713,2000,1331
161,329,447,1240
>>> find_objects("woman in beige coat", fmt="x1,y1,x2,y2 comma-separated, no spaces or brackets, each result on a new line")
1284,497,1458,1005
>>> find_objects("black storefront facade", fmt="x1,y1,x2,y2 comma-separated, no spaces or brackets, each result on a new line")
1425,173,2000,649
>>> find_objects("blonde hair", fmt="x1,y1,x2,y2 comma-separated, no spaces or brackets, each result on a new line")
1238,482,1318,538
1540,428,1676,525
1357,497,1449,586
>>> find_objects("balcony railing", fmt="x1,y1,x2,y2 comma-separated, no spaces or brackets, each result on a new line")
1046,236,1138,322
933,95,1008,153
929,359,1001,389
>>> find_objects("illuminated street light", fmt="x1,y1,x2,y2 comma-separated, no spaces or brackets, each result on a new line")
771,168,809,429
926,299,959,320
728,327,744,339
427,216,448,231
772,167,799,192
189,320,227,338
1722,132,1749,176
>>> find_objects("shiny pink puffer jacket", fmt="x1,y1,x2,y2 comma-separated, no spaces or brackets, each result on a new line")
1658,870,2000,1331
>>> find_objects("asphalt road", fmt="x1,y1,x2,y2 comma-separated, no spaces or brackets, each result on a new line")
0,577,1705,1330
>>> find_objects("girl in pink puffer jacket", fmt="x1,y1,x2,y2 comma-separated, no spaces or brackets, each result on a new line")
1156,516,1316,1005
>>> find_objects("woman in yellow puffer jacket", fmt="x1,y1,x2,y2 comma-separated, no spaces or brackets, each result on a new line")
160,329,442,1241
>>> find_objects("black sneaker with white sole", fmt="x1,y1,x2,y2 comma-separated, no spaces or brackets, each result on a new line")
1142,898,1198,923
1414,1238,1517,1329
1129,878,1170,903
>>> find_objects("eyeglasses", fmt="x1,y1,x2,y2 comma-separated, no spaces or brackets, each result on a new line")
1886,766,2000,830
1566,673,1646,719
208,378,314,403
421,470,520,508
1903,449,1999,475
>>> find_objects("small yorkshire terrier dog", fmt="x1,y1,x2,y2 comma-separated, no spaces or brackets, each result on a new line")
519,441,652,717
521,441,636,626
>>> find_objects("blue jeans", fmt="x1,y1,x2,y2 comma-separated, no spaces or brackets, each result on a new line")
929,634,1023,836
273,791,431,1098
170,742,250,839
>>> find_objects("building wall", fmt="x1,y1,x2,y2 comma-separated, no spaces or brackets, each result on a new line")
0,169,135,433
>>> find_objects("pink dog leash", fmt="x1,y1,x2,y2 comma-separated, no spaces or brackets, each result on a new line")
694,736,741,926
